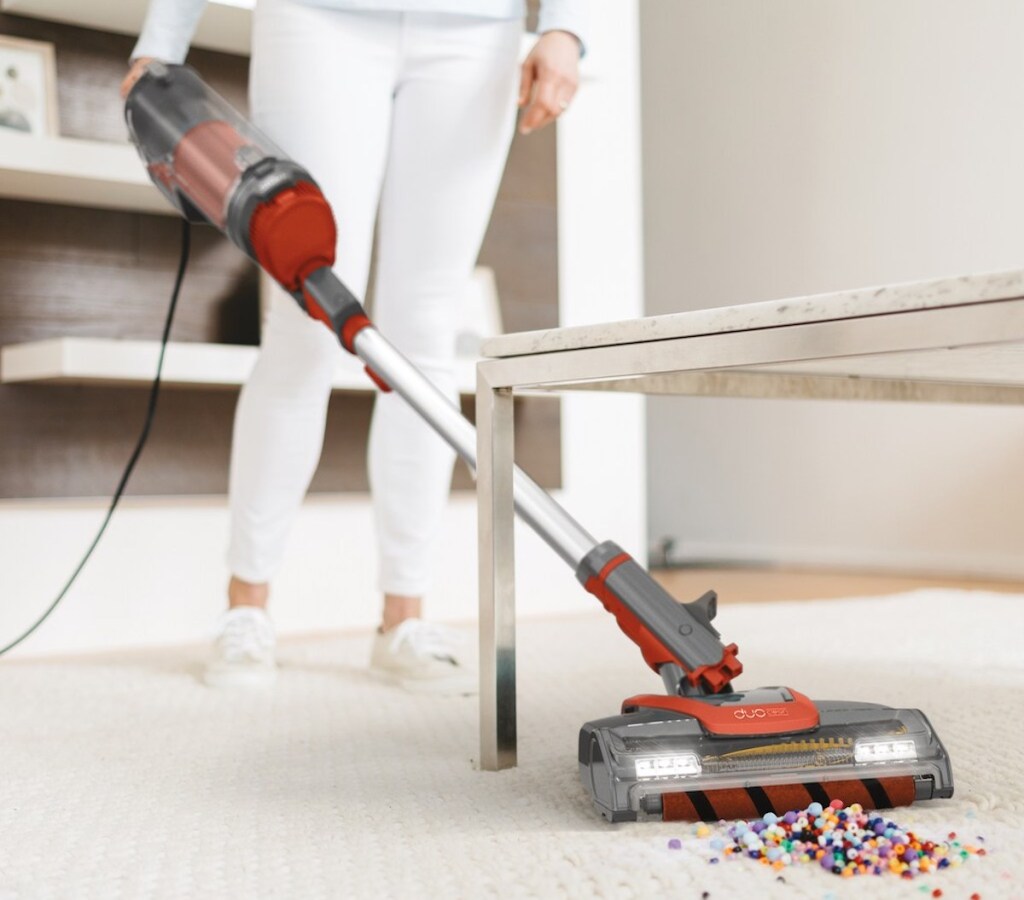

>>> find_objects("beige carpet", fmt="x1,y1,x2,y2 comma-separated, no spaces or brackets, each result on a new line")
1,590,1022,899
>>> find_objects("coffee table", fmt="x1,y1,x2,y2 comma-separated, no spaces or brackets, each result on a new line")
474,268,1024,770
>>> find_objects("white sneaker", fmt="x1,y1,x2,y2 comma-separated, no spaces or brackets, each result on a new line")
370,619,476,696
203,606,277,688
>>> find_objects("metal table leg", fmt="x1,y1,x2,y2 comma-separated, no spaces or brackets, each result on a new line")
477,372,517,770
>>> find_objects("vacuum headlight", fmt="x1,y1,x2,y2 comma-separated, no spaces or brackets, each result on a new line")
634,753,701,779
853,739,918,763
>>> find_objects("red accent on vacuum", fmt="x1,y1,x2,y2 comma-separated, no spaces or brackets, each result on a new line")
339,314,372,353
661,776,917,822
584,553,742,692
687,642,743,693
250,181,336,291
621,688,821,736
364,366,392,392
584,553,680,672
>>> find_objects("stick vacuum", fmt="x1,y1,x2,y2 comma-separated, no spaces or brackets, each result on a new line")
125,64,953,822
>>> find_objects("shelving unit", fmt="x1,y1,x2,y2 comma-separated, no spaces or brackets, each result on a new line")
0,130,497,395
0,4,526,399
0,337,479,394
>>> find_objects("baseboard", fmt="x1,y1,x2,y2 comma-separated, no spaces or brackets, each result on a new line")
667,540,1024,582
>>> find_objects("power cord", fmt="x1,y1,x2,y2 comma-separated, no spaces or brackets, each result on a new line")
0,218,192,657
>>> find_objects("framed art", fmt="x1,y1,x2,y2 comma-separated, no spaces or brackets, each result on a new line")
0,34,58,136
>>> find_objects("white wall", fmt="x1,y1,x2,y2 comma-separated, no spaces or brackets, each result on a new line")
0,0,646,656
641,0,1024,578
0,495,567,655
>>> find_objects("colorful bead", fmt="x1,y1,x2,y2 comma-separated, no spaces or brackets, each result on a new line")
709,801,984,881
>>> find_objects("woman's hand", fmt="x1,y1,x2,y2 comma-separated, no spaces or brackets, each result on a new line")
121,57,156,99
518,31,580,135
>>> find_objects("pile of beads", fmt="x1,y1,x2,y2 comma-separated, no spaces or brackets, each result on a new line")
715,800,984,878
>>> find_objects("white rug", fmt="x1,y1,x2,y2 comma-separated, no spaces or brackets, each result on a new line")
1,590,1022,900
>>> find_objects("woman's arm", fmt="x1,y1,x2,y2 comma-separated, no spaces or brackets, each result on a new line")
120,0,208,97
132,0,209,63
536,0,588,56
518,0,588,135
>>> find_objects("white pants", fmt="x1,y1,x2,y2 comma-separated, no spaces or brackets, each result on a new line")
228,0,523,595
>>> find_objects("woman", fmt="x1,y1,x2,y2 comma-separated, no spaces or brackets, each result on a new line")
123,0,584,691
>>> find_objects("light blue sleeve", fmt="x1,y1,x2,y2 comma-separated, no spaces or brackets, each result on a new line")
130,0,209,63
537,0,588,55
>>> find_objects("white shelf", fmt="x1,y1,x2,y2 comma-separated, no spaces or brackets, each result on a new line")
2,0,584,67
0,131,173,215
0,337,479,395
1,0,253,56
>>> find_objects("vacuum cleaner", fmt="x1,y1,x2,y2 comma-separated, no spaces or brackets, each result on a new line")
124,64,954,823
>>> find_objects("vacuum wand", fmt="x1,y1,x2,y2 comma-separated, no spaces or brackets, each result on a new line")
125,63,741,694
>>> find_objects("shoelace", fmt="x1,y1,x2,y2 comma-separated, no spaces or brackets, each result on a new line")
217,609,274,662
388,619,463,663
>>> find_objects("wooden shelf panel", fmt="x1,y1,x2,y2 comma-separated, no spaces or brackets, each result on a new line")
0,337,479,394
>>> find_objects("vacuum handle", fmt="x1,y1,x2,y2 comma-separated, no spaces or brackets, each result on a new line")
577,541,742,692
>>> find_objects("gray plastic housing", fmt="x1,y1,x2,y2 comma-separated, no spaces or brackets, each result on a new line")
576,540,732,687
125,63,288,228
580,694,954,822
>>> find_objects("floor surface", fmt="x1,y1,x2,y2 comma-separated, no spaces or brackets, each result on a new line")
1,589,1022,899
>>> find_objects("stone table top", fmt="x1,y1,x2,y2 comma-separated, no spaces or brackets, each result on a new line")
481,268,1024,359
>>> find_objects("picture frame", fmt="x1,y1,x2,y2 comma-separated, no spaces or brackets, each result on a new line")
0,34,58,137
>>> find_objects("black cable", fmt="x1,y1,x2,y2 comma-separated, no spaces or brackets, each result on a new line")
0,218,192,658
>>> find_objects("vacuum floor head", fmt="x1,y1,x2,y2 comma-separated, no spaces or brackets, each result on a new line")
580,687,953,822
